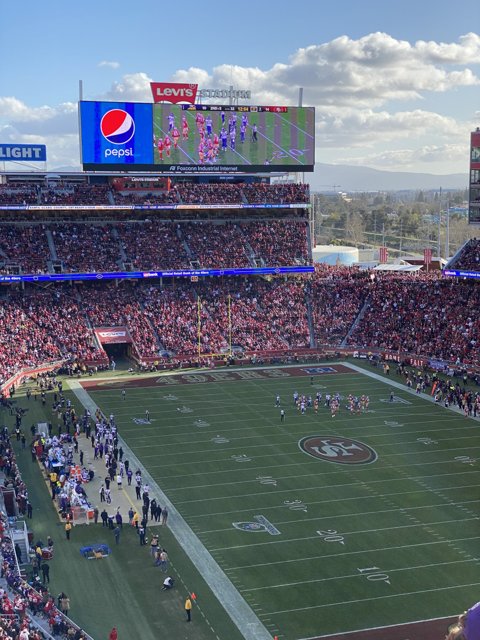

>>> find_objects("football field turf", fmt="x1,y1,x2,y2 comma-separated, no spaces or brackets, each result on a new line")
81,363,480,639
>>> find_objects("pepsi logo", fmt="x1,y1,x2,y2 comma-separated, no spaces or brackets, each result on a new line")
100,109,135,144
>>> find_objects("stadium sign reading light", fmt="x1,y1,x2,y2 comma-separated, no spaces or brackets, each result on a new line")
0,144,47,161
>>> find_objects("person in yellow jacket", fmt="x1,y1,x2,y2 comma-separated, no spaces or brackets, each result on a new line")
65,521,72,540
132,511,139,529
185,596,192,622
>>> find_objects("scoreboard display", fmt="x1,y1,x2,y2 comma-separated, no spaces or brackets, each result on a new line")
469,130,480,224
79,101,315,173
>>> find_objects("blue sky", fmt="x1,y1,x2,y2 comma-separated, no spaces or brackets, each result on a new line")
1,0,479,176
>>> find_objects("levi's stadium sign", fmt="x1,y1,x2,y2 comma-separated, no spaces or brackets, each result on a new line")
150,83,198,104
150,82,251,104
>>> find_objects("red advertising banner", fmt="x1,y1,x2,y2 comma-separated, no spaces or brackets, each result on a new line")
94,327,133,344
424,248,432,265
150,82,198,104
379,247,388,263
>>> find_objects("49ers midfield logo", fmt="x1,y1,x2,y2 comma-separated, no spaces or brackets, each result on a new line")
299,435,378,465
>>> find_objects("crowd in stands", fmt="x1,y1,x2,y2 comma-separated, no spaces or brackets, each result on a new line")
182,222,251,269
347,274,480,364
111,190,179,206
51,225,121,273
176,183,244,205
0,218,310,274
241,220,310,266
2,268,480,383
0,182,309,207
0,226,51,274
0,289,106,385
81,286,159,360
449,238,480,272
132,278,310,355
310,265,369,345
117,222,188,271
39,184,111,206
0,186,38,206
242,182,309,204
2,259,480,384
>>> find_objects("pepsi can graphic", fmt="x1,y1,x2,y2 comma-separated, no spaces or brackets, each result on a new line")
80,101,153,165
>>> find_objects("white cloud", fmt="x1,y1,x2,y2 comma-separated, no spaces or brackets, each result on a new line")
98,60,120,69
99,72,153,102
337,144,468,171
315,108,468,149
0,31,478,174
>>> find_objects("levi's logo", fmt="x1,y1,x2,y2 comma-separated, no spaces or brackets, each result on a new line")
150,82,198,104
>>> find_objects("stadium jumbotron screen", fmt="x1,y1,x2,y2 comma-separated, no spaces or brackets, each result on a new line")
79,101,315,173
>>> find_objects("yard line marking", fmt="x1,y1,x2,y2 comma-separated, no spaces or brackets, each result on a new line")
201,514,480,551
210,519,480,552
224,535,480,571
193,498,480,533
240,557,479,592
262,581,480,615
184,487,479,518
171,468,480,503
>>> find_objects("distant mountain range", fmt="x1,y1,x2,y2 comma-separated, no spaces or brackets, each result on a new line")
309,163,468,192
49,162,467,192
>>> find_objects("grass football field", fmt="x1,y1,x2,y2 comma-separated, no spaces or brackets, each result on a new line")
80,362,480,639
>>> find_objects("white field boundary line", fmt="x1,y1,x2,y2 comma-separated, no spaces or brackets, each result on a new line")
68,379,272,640
298,613,460,640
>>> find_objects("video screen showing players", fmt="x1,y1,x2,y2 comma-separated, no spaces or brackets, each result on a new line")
152,105,314,170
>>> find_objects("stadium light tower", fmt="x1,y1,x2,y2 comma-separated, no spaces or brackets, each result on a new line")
437,187,442,258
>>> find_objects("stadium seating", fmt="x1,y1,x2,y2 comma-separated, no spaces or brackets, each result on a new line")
448,238,480,272
0,178,479,387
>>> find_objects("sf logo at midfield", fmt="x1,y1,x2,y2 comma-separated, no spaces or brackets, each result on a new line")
299,435,378,465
